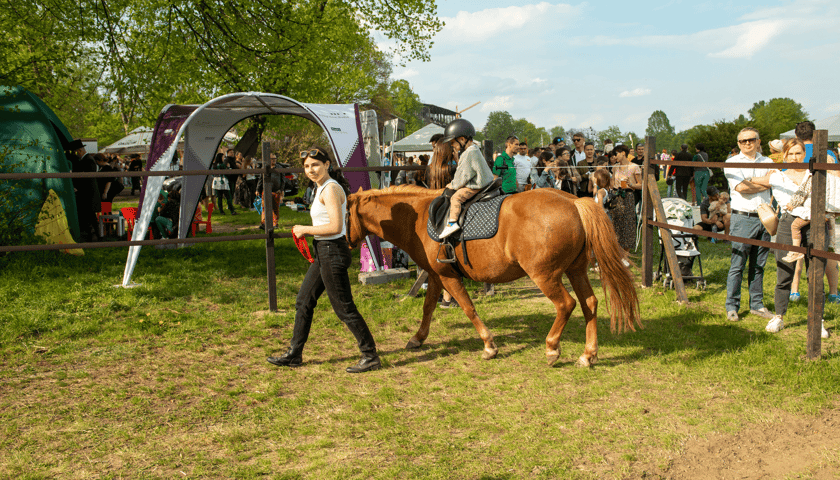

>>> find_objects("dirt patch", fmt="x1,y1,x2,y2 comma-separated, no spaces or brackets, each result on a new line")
634,407,840,479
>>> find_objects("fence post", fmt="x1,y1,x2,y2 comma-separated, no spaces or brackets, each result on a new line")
262,142,278,312
641,136,656,287
806,130,828,359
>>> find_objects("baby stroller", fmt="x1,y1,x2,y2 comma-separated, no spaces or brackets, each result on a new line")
653,198,706,290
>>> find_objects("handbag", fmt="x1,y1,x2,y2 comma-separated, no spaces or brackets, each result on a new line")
756,202,778,236
212,175,229,191
666,176,675,186
603,188,622,210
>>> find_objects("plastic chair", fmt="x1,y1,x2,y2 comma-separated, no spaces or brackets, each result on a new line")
192,203,214,235
97,202,121,237
121,207,152,239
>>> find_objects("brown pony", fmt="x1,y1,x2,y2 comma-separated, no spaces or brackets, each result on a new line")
346,186,640,366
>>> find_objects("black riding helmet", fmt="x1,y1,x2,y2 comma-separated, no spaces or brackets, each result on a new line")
440,118,476,144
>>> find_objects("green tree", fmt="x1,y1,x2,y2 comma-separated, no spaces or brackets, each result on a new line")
482,111,516,152
686,120,753,191
748,98,809,140
645,110,675,151
387,80,424,135
1,0,442,143
597,125,622,150
549,126,567,144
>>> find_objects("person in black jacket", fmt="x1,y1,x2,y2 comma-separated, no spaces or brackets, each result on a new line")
673,144,694,201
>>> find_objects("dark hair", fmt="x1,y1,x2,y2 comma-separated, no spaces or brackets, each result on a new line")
680,144,688,151
706,186,719,197
556,146,571,157
536,151,554,173
304,146,351,197
613,144,630,156
505,136,519,145
584,141,594,148
695,143,706,152
595,155,609,165
795,121,815,141
519,140,528,147
429,133,443,144
428,141,456,189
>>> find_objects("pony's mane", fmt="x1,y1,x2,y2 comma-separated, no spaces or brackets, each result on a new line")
355,185,443,198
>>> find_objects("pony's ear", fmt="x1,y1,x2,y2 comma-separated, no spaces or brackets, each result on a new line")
356,186,363,193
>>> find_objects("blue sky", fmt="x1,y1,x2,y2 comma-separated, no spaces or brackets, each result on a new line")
381,0,840,140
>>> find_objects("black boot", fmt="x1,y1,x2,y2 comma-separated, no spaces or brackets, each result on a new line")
267,348,302,367
346,352,381,373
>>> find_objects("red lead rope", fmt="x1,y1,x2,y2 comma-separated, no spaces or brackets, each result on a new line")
293,233,314,263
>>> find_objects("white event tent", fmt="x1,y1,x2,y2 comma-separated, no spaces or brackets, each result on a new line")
121,92,380,287
780,113,840,142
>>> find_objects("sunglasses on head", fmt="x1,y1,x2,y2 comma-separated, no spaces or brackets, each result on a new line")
300,149,325,159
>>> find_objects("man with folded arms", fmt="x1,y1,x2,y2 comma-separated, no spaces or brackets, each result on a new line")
723,127,775,322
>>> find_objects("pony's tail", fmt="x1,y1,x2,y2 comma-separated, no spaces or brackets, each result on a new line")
573,198,641,333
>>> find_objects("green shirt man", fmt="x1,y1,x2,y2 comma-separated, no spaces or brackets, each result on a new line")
493,136,520,194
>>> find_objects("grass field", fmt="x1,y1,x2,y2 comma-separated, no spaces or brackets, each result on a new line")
2,197,840,479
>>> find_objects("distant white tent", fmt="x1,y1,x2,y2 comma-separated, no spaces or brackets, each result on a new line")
391,123,444,153
101,127,155,154
780,113,840,142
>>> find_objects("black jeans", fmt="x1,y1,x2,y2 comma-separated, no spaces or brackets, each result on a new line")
290,237,376,354
774,213,830,317
675,176,691,201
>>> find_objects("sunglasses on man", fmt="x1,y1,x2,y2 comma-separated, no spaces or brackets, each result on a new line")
737,137,759,145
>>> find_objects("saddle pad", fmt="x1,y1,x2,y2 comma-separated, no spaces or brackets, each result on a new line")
427,195,510,242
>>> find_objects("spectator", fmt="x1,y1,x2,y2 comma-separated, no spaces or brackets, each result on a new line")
593,169,611,211
65,140,101,241
749,138,830,337
95,153,124,203
513,140,532,192
610,144,641,253
694,186,730,237
673,144,693,202
723,127,774,322
155,189,181,239
493,136,519,195
243,156,258,210
128,154,143,195
212,153,236,215
693,143,711,205
257,152,287,229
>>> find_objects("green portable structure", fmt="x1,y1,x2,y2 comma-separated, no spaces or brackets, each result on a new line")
0,85,80,241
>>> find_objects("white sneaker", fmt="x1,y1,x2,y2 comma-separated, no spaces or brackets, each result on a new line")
765,315,784,333
822,320,830,339
439,222,461,239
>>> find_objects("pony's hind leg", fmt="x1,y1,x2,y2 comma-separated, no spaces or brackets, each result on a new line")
407,274,443,350
566,264,599,367
439,275,498,360
531,271,576,366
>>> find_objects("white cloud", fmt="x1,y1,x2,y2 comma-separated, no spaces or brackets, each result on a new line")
620,88,651,98
707,20,787,58
480,96,514,112
392,68,419,80
823,103,840,114
440,2,582,44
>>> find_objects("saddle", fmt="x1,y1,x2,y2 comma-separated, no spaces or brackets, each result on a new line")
428,178,505,266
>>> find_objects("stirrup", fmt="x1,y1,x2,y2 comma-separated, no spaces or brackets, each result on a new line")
436,241,457,263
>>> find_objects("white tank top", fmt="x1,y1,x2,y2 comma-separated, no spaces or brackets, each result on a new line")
311,178,346,240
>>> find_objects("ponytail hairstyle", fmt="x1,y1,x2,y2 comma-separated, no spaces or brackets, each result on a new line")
306,146,351,197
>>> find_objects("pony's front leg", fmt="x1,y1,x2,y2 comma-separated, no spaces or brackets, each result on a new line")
406,274,442,350
439,276,498,360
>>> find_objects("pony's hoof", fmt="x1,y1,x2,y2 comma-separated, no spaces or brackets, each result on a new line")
576,355,593,368
546,350,561,366
406,337,423,349
482,348,498,360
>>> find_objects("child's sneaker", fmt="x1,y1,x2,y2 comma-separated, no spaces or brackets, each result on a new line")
828,294,840,304
789,292,801,302
439,222,461,239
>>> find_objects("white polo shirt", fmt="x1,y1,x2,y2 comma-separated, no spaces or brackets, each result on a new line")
725,152,773,213
513,154,532,185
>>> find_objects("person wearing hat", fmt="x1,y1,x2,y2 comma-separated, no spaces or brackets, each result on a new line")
439,119,495,239
65,139,101,241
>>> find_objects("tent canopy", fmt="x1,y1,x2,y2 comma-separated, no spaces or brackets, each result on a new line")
0,85,80,240
780,113,840,142
102,127,155,154
122,92,378,286
391,123,444,152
